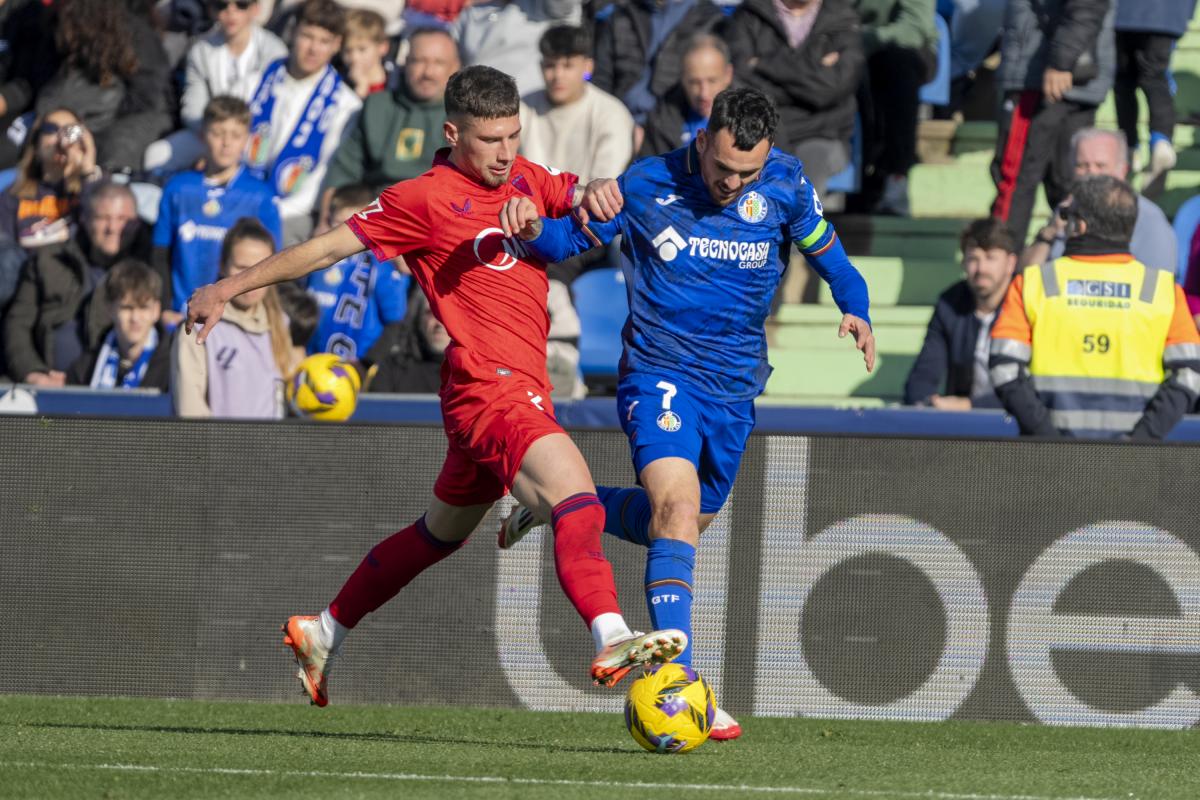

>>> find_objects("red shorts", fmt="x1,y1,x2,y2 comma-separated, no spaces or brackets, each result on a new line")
432,348,562,507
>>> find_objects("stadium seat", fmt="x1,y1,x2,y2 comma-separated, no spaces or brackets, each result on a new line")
572,267,628,390
919,14,952,107
1171,193,1200,284
826,115,862,194
0,167,15,193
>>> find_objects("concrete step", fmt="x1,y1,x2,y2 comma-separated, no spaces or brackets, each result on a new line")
775,303,934,326
819,256,962,306
773,322,928,353
766,347,912,400
833,214,967,260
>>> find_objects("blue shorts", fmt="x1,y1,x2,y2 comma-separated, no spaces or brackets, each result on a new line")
616,372,755,514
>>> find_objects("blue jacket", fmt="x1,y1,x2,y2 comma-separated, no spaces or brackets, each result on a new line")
1116,0,1197,36
904,280,1000,405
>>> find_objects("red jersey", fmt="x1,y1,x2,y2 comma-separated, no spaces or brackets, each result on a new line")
346,149,578,389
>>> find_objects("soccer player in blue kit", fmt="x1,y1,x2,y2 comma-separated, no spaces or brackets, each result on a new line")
496,87,875,740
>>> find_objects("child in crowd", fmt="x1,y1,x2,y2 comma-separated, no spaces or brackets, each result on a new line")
171,218,291,418
341,9,395,98
68,260,172,392
154,96,281,327
305,184,409,363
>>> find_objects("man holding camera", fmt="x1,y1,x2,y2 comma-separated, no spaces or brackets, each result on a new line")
988,174,1200,439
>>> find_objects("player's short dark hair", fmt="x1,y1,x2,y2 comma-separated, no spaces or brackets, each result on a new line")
203,95,251,129
275,281,320,348
707,87,777,150
539,26,591,60
1070,174,1137,243
960,217,1019,255
103,259,162,307
444,65,519,122
329,184,377,216
221,217,276,268
297,0,345,38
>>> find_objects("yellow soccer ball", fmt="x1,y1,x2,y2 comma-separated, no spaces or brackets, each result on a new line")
287,353,362,422
624,663,716,754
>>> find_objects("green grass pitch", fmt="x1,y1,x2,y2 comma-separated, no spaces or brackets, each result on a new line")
1,695,1197,799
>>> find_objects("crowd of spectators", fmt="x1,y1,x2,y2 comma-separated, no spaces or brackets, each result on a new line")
0,0,1197,436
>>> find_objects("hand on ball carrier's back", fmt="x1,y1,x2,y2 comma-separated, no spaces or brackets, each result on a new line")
185,283,227,345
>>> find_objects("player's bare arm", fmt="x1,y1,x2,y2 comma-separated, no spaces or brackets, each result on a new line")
839,313,876,373
185,224,364,344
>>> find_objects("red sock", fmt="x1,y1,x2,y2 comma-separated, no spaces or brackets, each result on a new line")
328,516,464,628
552,493,621,625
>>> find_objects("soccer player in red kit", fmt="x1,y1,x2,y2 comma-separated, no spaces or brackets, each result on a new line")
184,65,685,707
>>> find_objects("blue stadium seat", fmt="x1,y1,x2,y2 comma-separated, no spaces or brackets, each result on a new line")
919,14,951,107
572,267,628,381
0,168,15,193
826,115,862,194
1172,194,1200,285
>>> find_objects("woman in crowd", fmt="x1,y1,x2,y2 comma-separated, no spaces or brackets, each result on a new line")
171,217,292,418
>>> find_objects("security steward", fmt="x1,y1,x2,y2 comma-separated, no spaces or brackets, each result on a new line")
988,174,1200,438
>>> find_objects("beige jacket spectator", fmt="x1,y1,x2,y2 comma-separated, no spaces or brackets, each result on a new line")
520,83,634,185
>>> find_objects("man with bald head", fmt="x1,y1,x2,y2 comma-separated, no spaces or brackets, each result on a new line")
639,35,734,157
1022,127,1176,275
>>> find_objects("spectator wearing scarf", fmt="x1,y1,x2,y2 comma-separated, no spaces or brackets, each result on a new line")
67,259,172,391
246,0,361,244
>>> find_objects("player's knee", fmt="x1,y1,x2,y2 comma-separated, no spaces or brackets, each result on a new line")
652,496,701,536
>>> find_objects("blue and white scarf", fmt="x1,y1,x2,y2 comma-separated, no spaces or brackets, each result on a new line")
247,58,344,198
90,328,158,389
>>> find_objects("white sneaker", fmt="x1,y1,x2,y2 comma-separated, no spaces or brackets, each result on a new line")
282,615,338,707
873,175,910,217
1144,138,1177,185
497,504,539,549
710,706,742,740
591,629,687,687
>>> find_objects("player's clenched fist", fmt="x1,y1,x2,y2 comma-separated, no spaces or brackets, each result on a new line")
185,283,227,344
499,197,543,240
579,178,623,222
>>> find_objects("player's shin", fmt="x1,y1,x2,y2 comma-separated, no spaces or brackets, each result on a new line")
327,515,466,630
596,485,653,547
645,538,696,666
550,493,626,636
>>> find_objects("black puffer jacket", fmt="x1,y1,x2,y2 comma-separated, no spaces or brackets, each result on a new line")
592,0,725,118
999,0,1115,106
725,0,864,150
3,227,151,380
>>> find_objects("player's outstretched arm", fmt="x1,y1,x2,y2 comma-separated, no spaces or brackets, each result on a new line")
185,224,364,344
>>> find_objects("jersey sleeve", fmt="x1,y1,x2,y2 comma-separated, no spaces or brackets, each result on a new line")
344,182,430,261
522,159,580,218
784,165,870,324
527,212,622,264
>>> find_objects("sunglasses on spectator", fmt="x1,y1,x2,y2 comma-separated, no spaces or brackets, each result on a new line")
37,122,64,138
211,0,254,10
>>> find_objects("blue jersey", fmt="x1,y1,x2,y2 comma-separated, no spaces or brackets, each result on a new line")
153,168,282,311
305,251,410,360
529,144,871,401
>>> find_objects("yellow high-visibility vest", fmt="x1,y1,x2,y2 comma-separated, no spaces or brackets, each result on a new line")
1022,255,1175,434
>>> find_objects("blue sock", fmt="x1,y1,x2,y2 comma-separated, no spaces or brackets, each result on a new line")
645,538,695,666
596,485,653,547
1150,131,1171,149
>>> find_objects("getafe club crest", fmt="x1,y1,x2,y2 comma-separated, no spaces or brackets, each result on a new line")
737,191,768,223
657,410,682,432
